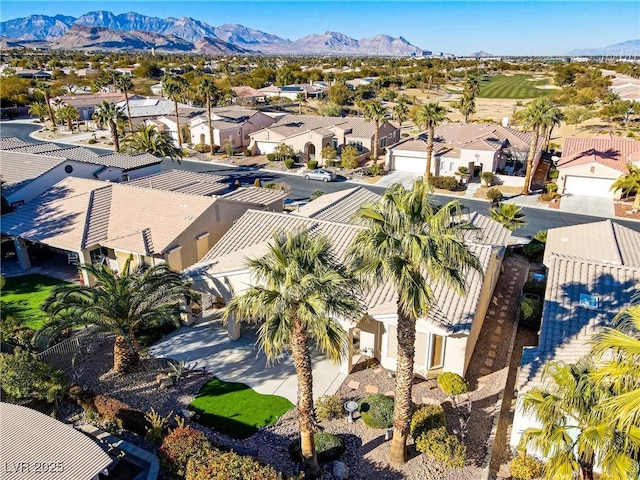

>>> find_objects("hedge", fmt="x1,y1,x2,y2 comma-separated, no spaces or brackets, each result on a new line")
159,426,212,479
187,448,284,480
523,280,545,297
519,297,543,330
410,404,446,441
359,394,394,429
415,426,466,469
306,160,318,170
428,176,459,191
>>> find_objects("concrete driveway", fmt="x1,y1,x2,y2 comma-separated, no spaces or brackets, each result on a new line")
375,171,421,189
149,315,346,405
558,194,614,218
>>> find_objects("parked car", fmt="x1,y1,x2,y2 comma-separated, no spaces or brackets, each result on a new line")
304,169,337,182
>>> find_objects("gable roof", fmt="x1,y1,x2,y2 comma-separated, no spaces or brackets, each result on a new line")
293,187,381,223
125,170,228,196
1,177,218,255
0,136,30,150
557,135,640,173
0,152,66,194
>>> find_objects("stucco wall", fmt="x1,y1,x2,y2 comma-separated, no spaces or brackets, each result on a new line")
558,163,622,198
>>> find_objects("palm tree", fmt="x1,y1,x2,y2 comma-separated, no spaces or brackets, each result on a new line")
590,297,640,433
56,104,80,133
455,91,476,123
115,75,134,133
38,260,192,374
464,74,480,98
348,179,482,465
296,92,306,115
29,102,49,123
362,99,388,163
123,124,184,161
93,101,127,152
224,231,363,477
35,81,56,127
518,97,562,195
393,97,409,130
518,360,638,480
489,203,527,231
196,77,219,154
162,74,189,146
415,102,448,182
611,164,640,211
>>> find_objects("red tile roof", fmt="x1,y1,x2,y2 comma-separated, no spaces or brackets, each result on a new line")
558,135,640,173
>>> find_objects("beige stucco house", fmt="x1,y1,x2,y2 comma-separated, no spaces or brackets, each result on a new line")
249,115,400,163
183,187,510,377
556,135,640,198
188,107,275,150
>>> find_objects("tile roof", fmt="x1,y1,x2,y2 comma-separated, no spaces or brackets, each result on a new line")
56,92,124,107
557,135,640,173
1,177,218,255
293,187,381,223
222,186,288,206
0,151,65,193
94,152,162,170
125,170,228,196
4,142,64,154
0,136,29,149
45,147,101,162
0,402,113,480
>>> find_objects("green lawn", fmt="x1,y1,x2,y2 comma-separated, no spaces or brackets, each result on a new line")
478,74,554,99
1,274,69,329
190,377,294,439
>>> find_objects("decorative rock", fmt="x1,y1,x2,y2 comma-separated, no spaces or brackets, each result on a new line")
333,460,349,480
479,367,492,376
484,358,494,367
488,350,497,358
364,384,379,394
347,380,360,390
384,391,395,397
156,374,174,389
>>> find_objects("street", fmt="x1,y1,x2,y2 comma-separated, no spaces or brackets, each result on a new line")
2,120,640,239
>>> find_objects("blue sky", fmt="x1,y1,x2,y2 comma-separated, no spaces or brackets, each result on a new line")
1,1,638,56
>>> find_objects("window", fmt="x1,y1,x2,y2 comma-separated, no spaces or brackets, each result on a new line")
380,137,387,148
64,165,73,174
440,159,446,171
429,334,445,369
449,162,455,171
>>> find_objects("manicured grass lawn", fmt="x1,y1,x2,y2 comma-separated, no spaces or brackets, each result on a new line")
478,74,554,99
190,377,294,439
1,274,69,329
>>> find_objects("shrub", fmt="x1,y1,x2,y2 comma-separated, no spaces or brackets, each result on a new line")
284,157,295,169
509,455,544,480
309,189,324,201
253,178,262,188
316,394,343,421
481,171,494,186
325,159,336,168
194,143,210,153
145,408,173,444
410,404,446,441
288,432,345,464
266,153,276,162
539,192,559,202
0,350,68,405
118,408,150,436
359,394,394,429
486,187,503,203
341,145,360,170
523,281,545,297
92,394,148,434
544,182,558,194
69,386,96,412
436,372,469,397
428,176,459,191
520,297,543,330
523,240,545,262
306,160,319,170
187,448,283,480
93,394,128,422
415,426,466,469
368,163,383,176
87,138,97,144
234,179,241,189
243,149,251,156
548,168,559,179
159,425,211,480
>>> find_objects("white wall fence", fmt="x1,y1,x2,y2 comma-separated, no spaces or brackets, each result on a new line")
493,174,525,188
38,328,113,371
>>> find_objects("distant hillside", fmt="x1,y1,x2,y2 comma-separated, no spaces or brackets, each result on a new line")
566,39,640,56
0,10,425,56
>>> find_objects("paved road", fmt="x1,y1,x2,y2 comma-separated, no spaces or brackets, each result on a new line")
3,121,639,239
0,121,113,154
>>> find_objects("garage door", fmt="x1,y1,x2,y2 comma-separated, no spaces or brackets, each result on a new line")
564,176,613,197
392,155,425,173
255,141,277,155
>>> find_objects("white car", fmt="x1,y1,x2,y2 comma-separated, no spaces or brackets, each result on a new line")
304,169,337,182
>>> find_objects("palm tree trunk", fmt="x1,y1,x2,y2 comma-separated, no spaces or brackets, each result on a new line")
423,126,435,183
290,319,321,478
45,94,56,127
373,120,379,164
174,100,183,145
110,121,121,152
388,310,416,465
580,465,594,480
124,91,134,133
521,125,540,195
113,335,139,373
207,95,215,155
633,193,640,211
67,119,73,133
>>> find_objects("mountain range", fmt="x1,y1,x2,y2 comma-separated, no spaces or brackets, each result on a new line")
0,10,425,56
566,39,640,57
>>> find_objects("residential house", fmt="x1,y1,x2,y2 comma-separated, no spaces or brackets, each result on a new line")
183,187,510,377
556,135,640,198
14,68,51,79
188,107,275,150
54,92,131,121
257,83,327,100
114,97,201,133
1,176,277,285
385,123,544,188
510,220,640,456
1,141,162,207
249,114,400,163
231,86,267,105
0,402,113,480
345,77,378,90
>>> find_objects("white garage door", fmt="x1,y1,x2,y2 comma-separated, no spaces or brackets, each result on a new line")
564,176,613,197
392,155,425,173
255,141,277,155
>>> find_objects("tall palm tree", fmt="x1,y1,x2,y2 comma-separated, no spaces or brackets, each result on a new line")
611,164,640,211
415,102,448,182
224,231,363,478
393,97,409,130
38,259,192,374
296,92,306,115
542,107,564,152
519,360,638,480
196,77,219,154
162,74,189,146
590,297,640,433
518,97,562,195
35,81,56,127
123,124,184,161
464,74,480,98
348,179,482,465
489,203,527,231
56,104,80,133
362,99,388,163
28,102,49,123
455,91,476,123
115,75,134,133
93,101,127,152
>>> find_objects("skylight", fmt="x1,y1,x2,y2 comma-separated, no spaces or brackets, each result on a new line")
579,293,599,310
